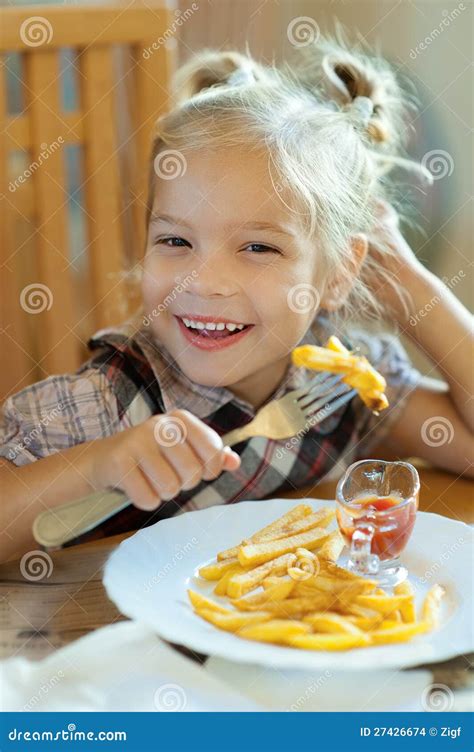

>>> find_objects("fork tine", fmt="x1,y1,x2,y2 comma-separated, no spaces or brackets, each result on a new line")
300,381,351,415
297,374,345,409
304,388,357,423
290,370,338,401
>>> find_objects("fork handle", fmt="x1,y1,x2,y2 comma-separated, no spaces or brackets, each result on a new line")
32,428,247,548
32,489,132,548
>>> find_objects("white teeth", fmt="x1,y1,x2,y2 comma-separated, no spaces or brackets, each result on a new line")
180,317,247,331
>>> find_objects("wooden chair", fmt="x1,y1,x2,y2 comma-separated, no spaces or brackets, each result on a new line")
0,4,175,400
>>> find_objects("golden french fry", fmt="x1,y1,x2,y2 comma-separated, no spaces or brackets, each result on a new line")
342,602,384,621
217,505,313,560
238,527,329,567
213,565,244,596
238,619,311,644
226,553,297,598
346,615,382,631
394,581,416,623
292,339,388,412
369,621,431,645
322,561,373,582
421,584,445,627
318,530,345,562
254,596,336,618
199,557,242,581
255,509,335,545
197,607,272,632
354,594,412,616
289,633,371,651
307,575,375,595
262,575,288,589
187,590,229,614
303,612,363,635
230,580,295,610
378,619,403,630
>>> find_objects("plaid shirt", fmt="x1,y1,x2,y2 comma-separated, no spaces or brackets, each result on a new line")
0,314,422,547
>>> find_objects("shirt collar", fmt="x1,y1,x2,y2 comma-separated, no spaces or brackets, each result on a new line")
89,313,334,421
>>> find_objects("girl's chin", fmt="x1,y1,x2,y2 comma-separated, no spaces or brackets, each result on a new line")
177,363,244,389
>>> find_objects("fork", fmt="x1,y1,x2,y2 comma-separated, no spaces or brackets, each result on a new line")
32,372,356,548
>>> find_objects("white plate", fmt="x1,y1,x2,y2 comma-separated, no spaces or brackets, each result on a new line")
103,498,473,671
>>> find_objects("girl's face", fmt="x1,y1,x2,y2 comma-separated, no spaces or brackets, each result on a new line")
142,147,326,406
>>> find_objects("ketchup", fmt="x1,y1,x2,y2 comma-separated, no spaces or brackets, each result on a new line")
337,494,417,560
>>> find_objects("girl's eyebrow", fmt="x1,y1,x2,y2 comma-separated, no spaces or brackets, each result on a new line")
149,213,295,238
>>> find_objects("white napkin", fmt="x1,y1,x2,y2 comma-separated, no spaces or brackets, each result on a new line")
205,657,433,712
0,621,258,712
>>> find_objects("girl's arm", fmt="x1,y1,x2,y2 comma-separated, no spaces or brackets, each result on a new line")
365,202,473,476
0,411,240,563
402,267,473,433
0,445,98,562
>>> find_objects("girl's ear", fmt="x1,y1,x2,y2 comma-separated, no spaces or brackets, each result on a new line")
320,234,368,311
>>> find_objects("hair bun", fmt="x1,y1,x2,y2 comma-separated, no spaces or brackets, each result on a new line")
290,34,403,147
172,50,265,105
346,95,373,125
227,63,257,87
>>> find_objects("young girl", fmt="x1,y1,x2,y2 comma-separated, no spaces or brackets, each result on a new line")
1,35,472,562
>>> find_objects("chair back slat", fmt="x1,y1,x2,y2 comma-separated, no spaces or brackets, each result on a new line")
79,46,127,330
23,50,79,375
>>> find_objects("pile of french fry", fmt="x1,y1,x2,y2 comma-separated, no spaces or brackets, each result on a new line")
188,504,444,651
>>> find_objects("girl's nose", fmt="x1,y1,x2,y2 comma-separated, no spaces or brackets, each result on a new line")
185,257,239,297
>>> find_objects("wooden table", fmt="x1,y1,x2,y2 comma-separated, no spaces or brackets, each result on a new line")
1,464,472,697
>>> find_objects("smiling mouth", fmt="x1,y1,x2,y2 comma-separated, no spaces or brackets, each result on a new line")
174,315,255,349
176,316,253,339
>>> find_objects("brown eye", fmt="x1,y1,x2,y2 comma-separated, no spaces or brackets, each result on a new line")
155,236,190,247
245,243,280,254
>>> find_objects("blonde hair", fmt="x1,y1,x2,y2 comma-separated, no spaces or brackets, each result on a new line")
144,29,431,327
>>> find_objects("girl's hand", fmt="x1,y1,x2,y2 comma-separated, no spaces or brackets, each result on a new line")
87,410,241,510
364,199,429,324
